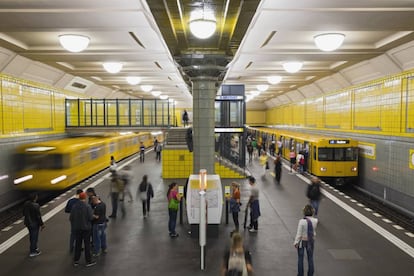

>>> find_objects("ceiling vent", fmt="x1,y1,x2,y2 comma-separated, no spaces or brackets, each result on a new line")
64,76,92,93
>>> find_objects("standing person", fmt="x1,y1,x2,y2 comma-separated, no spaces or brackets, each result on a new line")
229,182,241,233
289,147,296,173
108,172,123,218
121,165,134,202
91,196,107,256
306,177,322,217
70,192,96,267
297,151,305,174
167,182,181,238
139,142,145,163
247,176,261,233
294,204,318,276
137,175,154,218
86,187,97,207
259,150,269,175
274,155,282,184
251,138,258,159
23,193,45,257
109,155,117,173
246,143,253,163
182,109,189,127
65,189,83,253
155,142,162,162
220,232,253,276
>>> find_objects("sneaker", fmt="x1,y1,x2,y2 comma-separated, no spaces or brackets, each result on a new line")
73,262,79,267
85,261,97,267
102,249,107,254
29,251,41,257
170,233,179,238
92,252,100,257
249,228,258,233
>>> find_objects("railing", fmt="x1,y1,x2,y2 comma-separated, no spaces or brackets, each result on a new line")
65,98,175,128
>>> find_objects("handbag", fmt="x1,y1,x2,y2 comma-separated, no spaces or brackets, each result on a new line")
140,183,149,201
168,198,179,210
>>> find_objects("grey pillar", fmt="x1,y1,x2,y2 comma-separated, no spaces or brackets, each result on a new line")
192,78,216,174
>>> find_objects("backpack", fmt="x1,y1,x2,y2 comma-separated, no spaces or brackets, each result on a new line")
227,251,248,276
299,156,305,165
308,184,319,199
156,144,161,152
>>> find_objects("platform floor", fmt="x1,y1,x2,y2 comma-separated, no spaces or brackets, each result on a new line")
0,150,413,275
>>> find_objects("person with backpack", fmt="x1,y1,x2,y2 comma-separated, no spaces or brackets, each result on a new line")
221,232,253,276
294,204,318,276
274,155,282,184
306,177,322,217
167,182,181,238
155,143,162,162
137,175,154,218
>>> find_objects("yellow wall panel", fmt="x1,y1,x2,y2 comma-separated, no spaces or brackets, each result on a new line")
246,111,266,125
325,91,351,130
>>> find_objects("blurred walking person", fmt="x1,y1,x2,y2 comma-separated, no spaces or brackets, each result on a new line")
137,175,154,218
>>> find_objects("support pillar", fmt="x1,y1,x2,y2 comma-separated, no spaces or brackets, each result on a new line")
192,78,216,174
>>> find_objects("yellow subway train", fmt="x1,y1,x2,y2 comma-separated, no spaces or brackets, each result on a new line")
13,132,163,190
247,127,359,185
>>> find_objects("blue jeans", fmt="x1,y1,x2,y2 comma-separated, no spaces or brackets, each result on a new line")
168,209,178,234
27,225,40,253
310,200,320,216
92,223,107,254
297,241,314,276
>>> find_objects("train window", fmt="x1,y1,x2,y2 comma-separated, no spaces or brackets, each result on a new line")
17,153,64,170
318,147,358,161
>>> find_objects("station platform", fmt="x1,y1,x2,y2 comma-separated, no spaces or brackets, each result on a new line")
0,150,413,275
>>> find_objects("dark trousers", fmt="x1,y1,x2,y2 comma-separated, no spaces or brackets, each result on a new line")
140,151,145,162
232,212,239,231
110,192,119,217
142,199,151,216
27,225,40,253
69,227,75,252
168,209,178,234
74,229,92,263
156,151,161,161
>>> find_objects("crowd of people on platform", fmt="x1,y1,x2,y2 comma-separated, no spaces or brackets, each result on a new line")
22,135,322,275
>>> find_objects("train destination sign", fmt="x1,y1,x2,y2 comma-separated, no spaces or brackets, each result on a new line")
329,140,349,144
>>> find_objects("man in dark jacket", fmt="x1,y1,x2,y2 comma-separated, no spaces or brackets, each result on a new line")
64,189,83,252
70,192,96,267
306,177,322,217
23,193,45,257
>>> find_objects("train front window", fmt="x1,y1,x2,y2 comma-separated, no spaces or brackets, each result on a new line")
17,154,64,170
318,147,358,161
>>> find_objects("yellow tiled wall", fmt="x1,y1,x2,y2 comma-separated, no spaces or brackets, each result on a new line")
162,149,244,179
0,75,80,137
266,70,414,137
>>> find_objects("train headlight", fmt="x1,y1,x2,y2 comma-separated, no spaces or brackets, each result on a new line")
51,175,67,184
320,167,327,172
14,175,33,185
351,166,357,172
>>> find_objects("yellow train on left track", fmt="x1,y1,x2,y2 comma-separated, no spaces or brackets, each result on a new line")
13,132,163,190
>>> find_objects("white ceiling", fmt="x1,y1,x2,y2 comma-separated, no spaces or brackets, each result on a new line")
0,0,414,110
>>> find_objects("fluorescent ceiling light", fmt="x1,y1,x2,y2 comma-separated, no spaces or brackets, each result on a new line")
267,76,282,85
103,62,123,74
141,85,153,92
160,95,168,100
59,34,90,52
189,19,216,39
314,33,345,51
126,76,141,85
283,62,303,73
151,91,162,97
257,84,269,92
